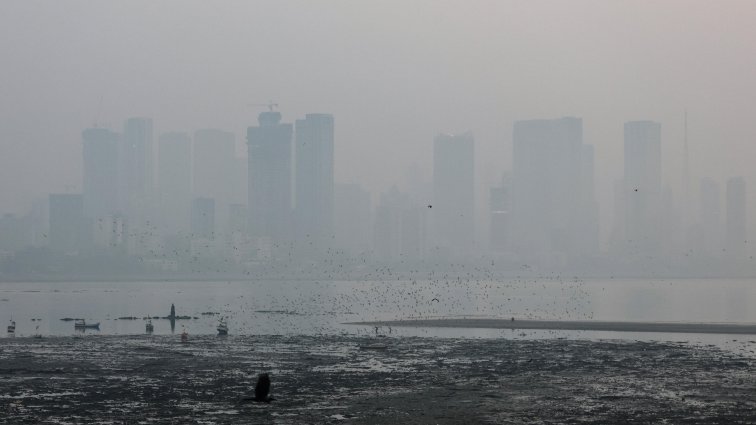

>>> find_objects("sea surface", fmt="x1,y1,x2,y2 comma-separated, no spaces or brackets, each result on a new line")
2,278,756,347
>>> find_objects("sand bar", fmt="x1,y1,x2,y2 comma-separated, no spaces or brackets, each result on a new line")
348,318,756,335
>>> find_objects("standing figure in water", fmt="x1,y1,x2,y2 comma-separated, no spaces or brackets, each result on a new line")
169,304,176,333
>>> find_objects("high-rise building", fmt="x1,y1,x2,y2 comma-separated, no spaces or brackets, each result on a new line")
247,111,293,247
432,132,474,253
232,157,247,206
725,176,747,256
158,132,192,235
194,129,235,233
82,127,120,219
227,203,249,263
93,214,128,252
120,117,154,220
191,197,215,240
511,117,586,260
624,120,662,255
295,114,334,251
228,203,247,236
49,194,90,254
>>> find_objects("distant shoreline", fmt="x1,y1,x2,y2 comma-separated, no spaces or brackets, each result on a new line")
348,318,756,335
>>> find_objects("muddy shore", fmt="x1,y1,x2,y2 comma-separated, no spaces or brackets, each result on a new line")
351,318,756,335
1,335,756,424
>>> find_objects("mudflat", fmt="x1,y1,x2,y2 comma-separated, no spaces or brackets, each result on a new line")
350,318,756,335
1,335,755,424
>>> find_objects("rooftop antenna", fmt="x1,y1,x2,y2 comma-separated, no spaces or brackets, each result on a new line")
248,100,279,112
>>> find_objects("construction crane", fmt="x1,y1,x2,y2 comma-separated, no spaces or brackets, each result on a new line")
248,101,279,112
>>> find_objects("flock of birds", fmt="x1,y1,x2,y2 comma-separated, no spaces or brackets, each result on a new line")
168,265,597,338
5,246,600,338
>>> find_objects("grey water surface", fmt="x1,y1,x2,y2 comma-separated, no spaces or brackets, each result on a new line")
2,278,756,348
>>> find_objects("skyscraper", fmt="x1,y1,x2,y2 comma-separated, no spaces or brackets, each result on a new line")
191,197,215,240
295,113,334,251
232,157,247,206
194,129,235,233
623,120,662,255
92,215,127,253
120,117,154,220
158,132,192,235
725,176,747,256
432,132,474,253
82,127,119,219
511,117,586,260
247,111,293,248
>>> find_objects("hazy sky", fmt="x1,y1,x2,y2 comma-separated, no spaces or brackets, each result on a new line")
2,0,756,239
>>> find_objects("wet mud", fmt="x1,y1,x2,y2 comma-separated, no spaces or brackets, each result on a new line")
1,335,755,424
354,318,756,335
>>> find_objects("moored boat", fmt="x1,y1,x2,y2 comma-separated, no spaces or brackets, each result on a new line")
146,318,154,333
217,317,228,335
74,319,100,329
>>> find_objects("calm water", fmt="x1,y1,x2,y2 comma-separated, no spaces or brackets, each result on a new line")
2,278,756,345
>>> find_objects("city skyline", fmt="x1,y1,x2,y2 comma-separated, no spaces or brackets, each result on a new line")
0,108,751,277
3,2,756,242
4,4,756,422
6,107,756,264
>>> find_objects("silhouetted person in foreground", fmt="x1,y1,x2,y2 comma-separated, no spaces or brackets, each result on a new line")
242,373,275,403
169,304,176,333
255,373,274,402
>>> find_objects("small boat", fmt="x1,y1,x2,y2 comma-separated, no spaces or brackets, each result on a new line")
180,328,188,343
7,318,15,334
146,318,154,333
74,319,100,329
217,317,228,335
